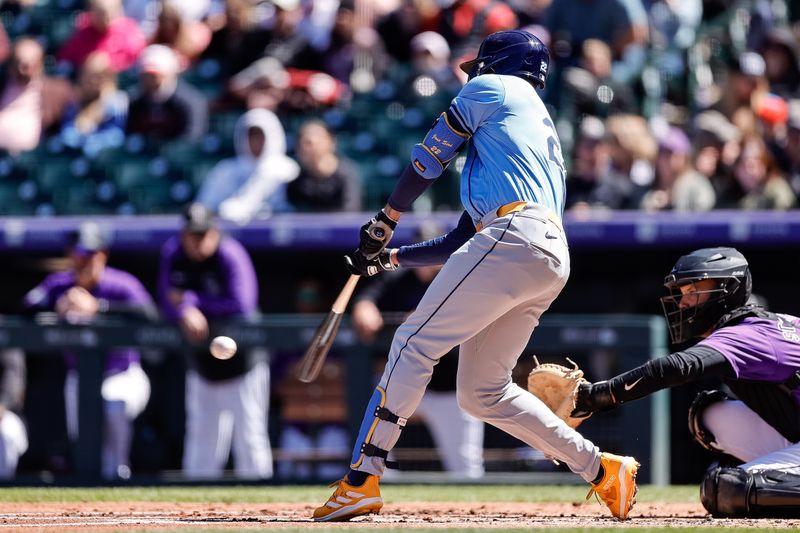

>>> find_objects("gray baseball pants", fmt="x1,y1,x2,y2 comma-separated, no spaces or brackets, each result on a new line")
356,203,602,482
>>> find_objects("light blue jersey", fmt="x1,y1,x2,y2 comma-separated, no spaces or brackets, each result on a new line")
450,74,566,222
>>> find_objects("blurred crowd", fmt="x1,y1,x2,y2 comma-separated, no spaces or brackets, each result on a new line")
0,0,798,217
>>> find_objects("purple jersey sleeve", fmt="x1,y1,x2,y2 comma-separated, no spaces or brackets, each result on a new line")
698,315,800,383
24,267,152,375
23,272,75,310
193,238,258,317
157,236,184,320
99,268,153,306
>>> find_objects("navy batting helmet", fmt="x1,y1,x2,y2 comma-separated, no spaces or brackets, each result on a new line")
660,247,752,344
459,30,550,89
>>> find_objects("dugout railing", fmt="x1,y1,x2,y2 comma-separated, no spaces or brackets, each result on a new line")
0,313,668,485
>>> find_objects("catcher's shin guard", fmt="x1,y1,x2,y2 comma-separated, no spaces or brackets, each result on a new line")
701,466,800,518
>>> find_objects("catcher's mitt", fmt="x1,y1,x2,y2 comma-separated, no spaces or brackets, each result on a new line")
527,356,591,429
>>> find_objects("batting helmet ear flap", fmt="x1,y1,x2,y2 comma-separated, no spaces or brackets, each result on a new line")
459,58,479,74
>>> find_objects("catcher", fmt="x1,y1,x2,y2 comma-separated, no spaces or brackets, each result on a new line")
530,247,800,518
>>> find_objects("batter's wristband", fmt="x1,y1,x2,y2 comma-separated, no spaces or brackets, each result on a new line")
387,164,436,213
375,209,397,230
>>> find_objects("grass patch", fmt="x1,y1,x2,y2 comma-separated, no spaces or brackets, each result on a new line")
0,485,698,503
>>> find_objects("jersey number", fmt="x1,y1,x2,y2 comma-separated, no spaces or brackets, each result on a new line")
543,118,566,188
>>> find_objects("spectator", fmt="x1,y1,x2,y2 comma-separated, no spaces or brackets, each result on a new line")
648,0,702,74
59,51,128,156
196,108,299,222
639,126,715,212
296,0,359,84
246,0,312,71
715,51,768,121
512,0,553,27
718,136,796,210
226,56,290,112
57,0,146,73
124,0,161,37
126,44,208,141
350,224,485,480
759,27,800,98
786,101,800,195
754,93,790,170
23,222,155,479
543,0,635,69
605,113,657,208
201,0,271,79
692,110,742,192
565,116,630,211
227,57,346,115
559,39,635,118
158,203,272,479
0,349,27,479
0,23,10,65
229,1,355,107
611,0,649,84
0,37,73,155
375,0,440,64
287,120,361,212
125,0,214,40
408,31,462,97
150,1,212,70
436,0,518,59
650,2,702,104
295,0,339,52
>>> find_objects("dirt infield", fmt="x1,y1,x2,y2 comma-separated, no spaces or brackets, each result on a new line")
0,501,798,530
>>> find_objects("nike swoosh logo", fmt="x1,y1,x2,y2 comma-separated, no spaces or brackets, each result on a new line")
624,377,643,391
545,232,557,239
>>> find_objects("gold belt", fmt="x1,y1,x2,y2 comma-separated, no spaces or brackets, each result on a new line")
475,202,563,233
475,201,528,231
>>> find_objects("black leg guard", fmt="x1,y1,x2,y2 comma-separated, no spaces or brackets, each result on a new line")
701,465,800,518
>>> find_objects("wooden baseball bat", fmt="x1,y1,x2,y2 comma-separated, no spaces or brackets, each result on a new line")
296,274,360,383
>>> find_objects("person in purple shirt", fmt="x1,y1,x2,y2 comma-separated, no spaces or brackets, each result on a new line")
23,221,155,480
158,203,272,479
574,247,800,518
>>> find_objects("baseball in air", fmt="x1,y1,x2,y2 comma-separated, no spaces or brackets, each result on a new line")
209,336,237,360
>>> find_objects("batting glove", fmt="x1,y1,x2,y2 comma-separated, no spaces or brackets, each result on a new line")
344,250,398,277
359,210,397,259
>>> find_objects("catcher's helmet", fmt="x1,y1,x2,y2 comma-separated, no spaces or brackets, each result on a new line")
459,30,550,89
660,247,752,344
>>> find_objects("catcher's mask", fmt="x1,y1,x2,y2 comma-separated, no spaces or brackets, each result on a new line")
660,247,752,344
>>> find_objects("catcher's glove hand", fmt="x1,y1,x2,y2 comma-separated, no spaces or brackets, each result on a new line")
527,356,592,429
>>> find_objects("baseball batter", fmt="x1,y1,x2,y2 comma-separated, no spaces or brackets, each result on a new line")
314,30,639,522
573,247,800,518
